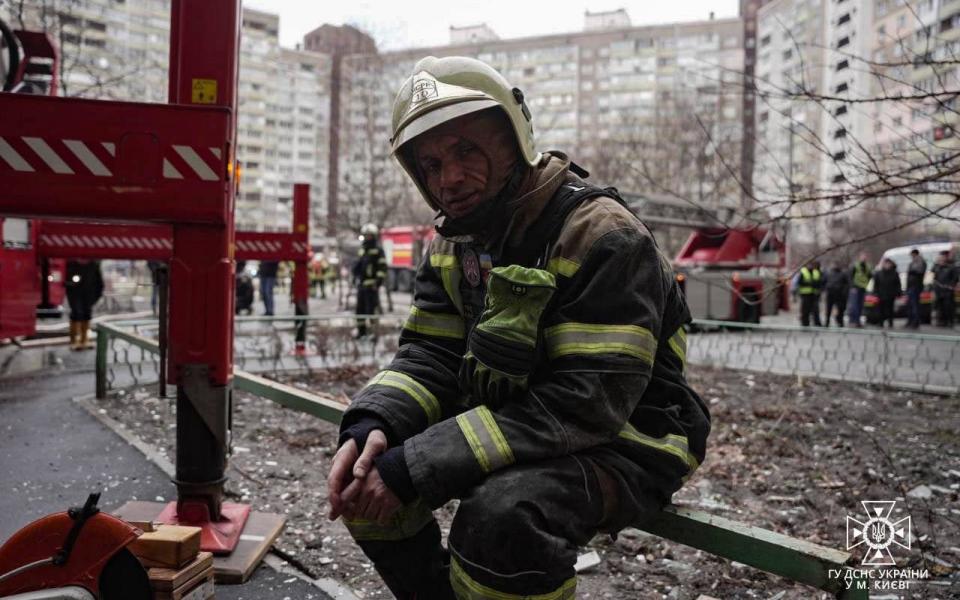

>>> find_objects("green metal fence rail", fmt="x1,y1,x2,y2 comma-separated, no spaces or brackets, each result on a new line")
93,319,868,598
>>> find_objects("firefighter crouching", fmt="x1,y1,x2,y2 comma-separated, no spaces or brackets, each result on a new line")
325,56,709,599
65,259,104,350
353,223,388,339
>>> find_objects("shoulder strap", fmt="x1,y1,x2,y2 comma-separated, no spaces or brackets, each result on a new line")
515,182,627,267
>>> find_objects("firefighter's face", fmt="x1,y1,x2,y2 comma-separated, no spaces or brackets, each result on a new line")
413,134,490,218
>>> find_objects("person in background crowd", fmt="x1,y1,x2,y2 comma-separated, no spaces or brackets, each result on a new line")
847,252,871,328
65,259,104,350
147,260,164,315
793,260,823,327
258,260,279,316
311,253,330,300
823,261,851,327
873,257,901,328
352,223,387,338
932,250,958,328
905,248,927,329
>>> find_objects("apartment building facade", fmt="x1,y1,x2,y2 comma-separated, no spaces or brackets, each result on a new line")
324,12,746,235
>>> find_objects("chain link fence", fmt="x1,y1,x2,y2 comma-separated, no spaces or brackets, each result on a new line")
97,314,402,395
689,320,960,395
96,316,960,397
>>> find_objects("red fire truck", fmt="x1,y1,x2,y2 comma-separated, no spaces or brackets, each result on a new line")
380,225,435,293
672,227,788,322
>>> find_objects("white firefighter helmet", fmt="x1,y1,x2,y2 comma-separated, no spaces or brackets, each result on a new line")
360,223,379,237
389,56,539,210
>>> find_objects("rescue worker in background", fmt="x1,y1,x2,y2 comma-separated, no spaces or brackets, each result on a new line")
794,260,823,327
352,223,387,339
932,250,958,328
65,259,104,350
847,252,871,328
873,257,901,328
823,261,850,327
905,248,927,329
326,56,708,599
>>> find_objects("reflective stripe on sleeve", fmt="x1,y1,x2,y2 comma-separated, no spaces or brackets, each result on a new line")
544,322,656,364
450,556,576,600
546,256,580,278
618,422,700,477
667,326,687,367
403,305,466,339
456,406,514,473
364,370,441,425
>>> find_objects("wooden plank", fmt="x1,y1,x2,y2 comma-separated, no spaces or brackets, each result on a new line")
212,510,285,584
149,552,214,592
113,501,285,584
640,506,855,594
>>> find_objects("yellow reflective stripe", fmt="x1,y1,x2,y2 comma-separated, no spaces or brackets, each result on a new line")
546,256,580,278
667,326,687,366
365,370,441,425
344,499,434,541
451,556,576,600
429,252,464,315
544,323,656,363
403,305,465,339
456,406,514,473
430,254,457,269
618,422,700,475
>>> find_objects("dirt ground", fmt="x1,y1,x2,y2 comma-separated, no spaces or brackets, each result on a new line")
97,366,960,599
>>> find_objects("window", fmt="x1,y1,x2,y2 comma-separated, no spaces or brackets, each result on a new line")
836,59,849,71
783,48,793,60
835,104,848,115
837,13,851,26
760,34,771,47
837,36,850,48
833,150,846,161
834,127,847,139
835,82,848,93
832,173,846,183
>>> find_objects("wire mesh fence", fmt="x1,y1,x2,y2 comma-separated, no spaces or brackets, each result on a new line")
688,320,960,395
97,316,960,397
97,314,402,396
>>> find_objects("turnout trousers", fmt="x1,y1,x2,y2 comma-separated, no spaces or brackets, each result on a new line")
344,448,675,599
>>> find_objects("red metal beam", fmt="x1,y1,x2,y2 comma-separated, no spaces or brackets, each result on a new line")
35,222,308,262
0,94,232,224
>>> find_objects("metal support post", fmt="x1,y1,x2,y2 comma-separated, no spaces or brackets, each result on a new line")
157,264,169,398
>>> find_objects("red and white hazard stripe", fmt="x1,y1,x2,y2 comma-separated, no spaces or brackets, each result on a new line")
39,233,173,250
0,136,222,181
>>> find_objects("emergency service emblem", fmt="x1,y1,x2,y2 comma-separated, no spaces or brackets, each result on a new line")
411,73,439,106
462,248,482,287
846,501,911,566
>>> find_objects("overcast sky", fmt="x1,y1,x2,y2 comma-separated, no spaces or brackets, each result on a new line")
241,1,741,50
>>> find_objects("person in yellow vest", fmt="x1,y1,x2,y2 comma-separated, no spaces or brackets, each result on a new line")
795,260,823,327
847,252,872,328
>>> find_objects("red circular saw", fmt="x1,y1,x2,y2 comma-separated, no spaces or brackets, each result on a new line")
0,493,151,600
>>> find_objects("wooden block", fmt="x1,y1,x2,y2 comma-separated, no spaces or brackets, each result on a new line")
153,568,215,600
129,524,201,569
149,552,214,592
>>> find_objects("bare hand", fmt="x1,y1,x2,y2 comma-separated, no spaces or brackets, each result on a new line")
326,430,388,520
340,465,402,524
